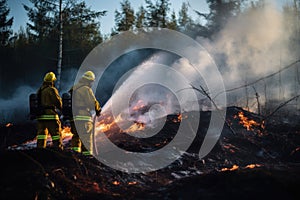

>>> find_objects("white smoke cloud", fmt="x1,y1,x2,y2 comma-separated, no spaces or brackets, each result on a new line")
196,2,299,112
0,86,35,123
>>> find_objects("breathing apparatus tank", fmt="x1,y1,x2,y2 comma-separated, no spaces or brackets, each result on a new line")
29,93,41,120
62,92,72,119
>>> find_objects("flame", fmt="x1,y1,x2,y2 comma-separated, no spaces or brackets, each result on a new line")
236,111,264,131
223,143,238,153
5,123,13,127
96,112,120,133
221,164,262,172
112,181,120,185
221,164,239,172
97,122,116,133
171,113,188,123
96,104,147,134
245,164,261,169
172,114,182,123
128,181,137,185
61,126,73,139
131,99,146,111
123,122,145,133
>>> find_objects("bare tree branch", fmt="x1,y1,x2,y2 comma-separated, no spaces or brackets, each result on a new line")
191,85,237,135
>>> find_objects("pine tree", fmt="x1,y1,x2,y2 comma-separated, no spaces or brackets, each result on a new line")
205,0,242,35
145,0,171,28
136,6,147,29
24,0,57,42
145,0,159,27
167,11,177,30
24,0,106,45
0,0,13,46
62,1,106,50
178,2,192,29
23,0,106,88
114,0,135,33
156,0,170,28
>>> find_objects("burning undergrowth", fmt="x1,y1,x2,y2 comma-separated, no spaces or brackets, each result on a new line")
1,105,300,199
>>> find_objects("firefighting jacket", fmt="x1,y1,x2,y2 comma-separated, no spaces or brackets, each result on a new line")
37,82,62,120
69,78,101,121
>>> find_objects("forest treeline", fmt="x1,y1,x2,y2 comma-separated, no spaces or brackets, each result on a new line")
0,0,299,99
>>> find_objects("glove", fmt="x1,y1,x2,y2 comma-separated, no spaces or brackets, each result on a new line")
96,109,101,117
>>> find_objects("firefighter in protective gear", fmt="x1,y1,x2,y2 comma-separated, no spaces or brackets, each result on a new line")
36,72,63,150
69,70,101,156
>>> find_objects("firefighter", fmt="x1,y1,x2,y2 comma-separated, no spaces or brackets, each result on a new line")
36,72,63,150
69,70,101,156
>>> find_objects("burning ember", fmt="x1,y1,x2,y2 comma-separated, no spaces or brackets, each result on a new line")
172,114,182,123
221,164,239,172
245,164,262,169
235,111,264,131
220,164,262,172
5,123,13,127
112,181,120,186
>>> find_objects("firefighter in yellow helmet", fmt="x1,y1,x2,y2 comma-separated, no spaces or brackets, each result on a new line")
69,70,101,156
36,72,63,150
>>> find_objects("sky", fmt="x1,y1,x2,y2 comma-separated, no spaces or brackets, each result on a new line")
7,0,292,36
7,0,209,35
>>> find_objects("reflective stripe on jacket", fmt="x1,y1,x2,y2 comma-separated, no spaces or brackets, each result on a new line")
73,115,92,121
37,114,59,120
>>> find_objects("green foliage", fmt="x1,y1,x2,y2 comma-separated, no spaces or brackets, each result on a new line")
22,0,107,69
24,0,56,42
135,6,147,29
0,0,107,96
0,0,13,46
144,0,170,28
114,0,135,33
62,1,106,51
178,2,191,28
167,11,177,30
156,0,170,28
145,0,158,27
194,0,243,36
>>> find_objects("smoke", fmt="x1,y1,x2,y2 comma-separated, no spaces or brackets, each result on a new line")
0,86,35,123
3,2,299,124
197,2,299,112
104,2,300,118
101,52,187,125
0,68,78,123
214,2,291,80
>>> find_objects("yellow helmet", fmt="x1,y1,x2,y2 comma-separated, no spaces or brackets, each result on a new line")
43,72,57,82
82,71,95,81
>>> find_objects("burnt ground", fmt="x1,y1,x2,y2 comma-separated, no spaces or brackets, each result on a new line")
0,106,300,200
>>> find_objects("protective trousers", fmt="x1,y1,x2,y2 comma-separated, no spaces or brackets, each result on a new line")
37,120,63,149
70,120,93,155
